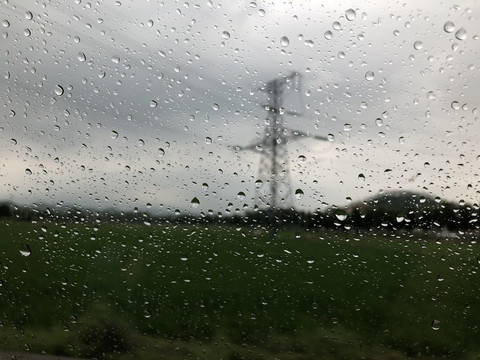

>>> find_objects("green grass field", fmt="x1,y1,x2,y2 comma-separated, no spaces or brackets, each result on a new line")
0,220,479,359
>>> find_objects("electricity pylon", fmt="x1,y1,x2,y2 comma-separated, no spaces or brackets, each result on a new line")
237,72,328,237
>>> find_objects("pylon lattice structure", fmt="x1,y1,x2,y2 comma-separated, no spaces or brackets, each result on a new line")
237,72,328,236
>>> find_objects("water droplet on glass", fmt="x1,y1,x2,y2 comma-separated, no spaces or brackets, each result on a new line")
2,20,10,28
191,197,200,208
11,138,17,145
222,31,230,39
358,173,365,182
54,85,64,96
375,118,383,126
335,210,347,221
205,137,212,144
332,21,342,30
111,131,119,139
237,192,246,200
25,11,33,20
365,71,374,81
158,148,165,156
280,36,289,47
431,320,440,331
443,21,455,33
77,52,86,62
111,56,120,64
451,101,460,110
324,30,333,40
398,136,405,144
396,214,405,223
345,9,356,21
212,103,219,110
413,41,423,50
150,100,158,108
138,139,145,146
202,183,209,191
147,19,154,27
180,254,188,261
327,133,335,141
258,9,265,17
144,310,151,318
20,244,32,257
23,28,31,37
454,27,467,40
437,274,444,282
25,168,32,175
298,155,306,162
295,189,304,199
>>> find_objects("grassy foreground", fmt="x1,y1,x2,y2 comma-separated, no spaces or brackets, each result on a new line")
0,220,479,359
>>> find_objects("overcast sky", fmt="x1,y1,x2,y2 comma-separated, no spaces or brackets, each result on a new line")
1,0,479,215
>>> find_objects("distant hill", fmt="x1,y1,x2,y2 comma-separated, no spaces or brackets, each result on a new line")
356,190,442,212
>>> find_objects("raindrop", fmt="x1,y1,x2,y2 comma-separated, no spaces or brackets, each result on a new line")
98,70,106,78
344,123,352,131
77,52,86,62
451,101,460,110
20,244,32,257
191,197,200,208
222,31,230,39
327,133,335,141
335,210,347,221
384,169,392,177
396,214,404,223
25,169,32,175
150,100,158,108
180,254,188,261
10,139,17,145
111,131,119,139
332,21,342,30
111,56,120,64
358,173,365,182
431,320,440,331
258,9,265,17
375,118,383,126
158,148,165,156
24,28,31,37
147,19,154,27
237,192,246,200
205,137,212,144
144,310,151,319
437,274,444,282
324,30,333,40
398,136,405,144
295,189,304,199
212,103,219,110
54,85,64,96
365,71,375,81
2,20,10,28
413,41,423,50
454,28,467,40
298,155,306,162
280,36,289,47
345,8,356,21
202,183,209,191
25,11,33,20
443,21,455,33
138,139,145,146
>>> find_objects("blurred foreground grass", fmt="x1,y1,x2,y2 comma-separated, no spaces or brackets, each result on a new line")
0,221,479,359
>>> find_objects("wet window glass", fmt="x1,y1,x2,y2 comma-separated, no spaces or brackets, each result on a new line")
1,1,479,358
